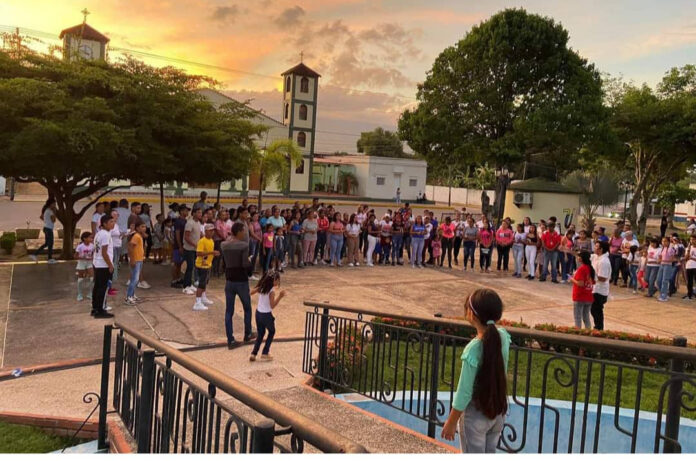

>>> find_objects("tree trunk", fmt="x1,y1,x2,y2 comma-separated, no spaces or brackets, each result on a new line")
667,203,675,229
257,172,264,211
159,183,165,217
448,185,452,207
216,182,221,204
638,189,650,236
59,205,76,260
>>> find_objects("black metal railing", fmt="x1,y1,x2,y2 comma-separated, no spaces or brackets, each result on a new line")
98,323,367,454
302,301,696,454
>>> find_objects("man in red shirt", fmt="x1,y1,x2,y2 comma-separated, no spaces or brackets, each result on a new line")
540,219,561,283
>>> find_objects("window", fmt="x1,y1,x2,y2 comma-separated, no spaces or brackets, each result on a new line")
285,76,291,93
297,131,306,147
284,103,289,120
299,104,308,120
295,159,305,174
409,178,418,187
376,176,385,186
300,77,309,93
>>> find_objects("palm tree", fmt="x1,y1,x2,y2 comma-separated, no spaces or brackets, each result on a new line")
338,170,359,195
251,139,303,210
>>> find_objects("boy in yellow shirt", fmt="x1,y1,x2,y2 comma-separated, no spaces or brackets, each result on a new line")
193,224,219,311
126,221,147,305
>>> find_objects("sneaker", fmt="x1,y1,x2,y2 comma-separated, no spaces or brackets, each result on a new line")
133,295,141,302
124,297,137,306
202,296,214,306
633,290,637,294
551,280,559,284
250,275,260,281
77,294,84,302
193,281,199,288
282,262,288,268
259,354,273,361
657,296,668,302
47,259,57,264
87,294,92,300
320,260,327,265
367,263,374,267
93,311,114,319
193,301,208,311
244,332,258,342
337,262,343,267
355,262,360,266
348,263,354,267
137,281,151,289
183,286,196,295
30,255,38,263
249,354,256,362
104,305,113,311
227,339,237,349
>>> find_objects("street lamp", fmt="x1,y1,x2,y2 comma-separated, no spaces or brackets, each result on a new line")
619,180,634,223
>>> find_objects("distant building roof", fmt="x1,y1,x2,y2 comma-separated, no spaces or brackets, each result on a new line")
508,178,580,194
196,88,285,127
281,62,321,78
59,23,110,43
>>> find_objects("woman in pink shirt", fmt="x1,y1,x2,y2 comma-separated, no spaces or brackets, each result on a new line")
609,228,624,285
479,217,494,273
495,221,514,272
439,216,456,269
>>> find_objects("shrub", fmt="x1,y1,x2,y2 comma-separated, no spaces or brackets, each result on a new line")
0,232,16,254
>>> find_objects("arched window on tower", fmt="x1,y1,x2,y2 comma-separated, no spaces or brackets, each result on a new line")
285,76,291,93
300,77,309,93
284,103,289,120
297,131,306,147
299,104,308,121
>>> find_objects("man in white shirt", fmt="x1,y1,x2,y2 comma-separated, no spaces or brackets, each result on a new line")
91,202,105,235
92,214,115,319
591,240,612,330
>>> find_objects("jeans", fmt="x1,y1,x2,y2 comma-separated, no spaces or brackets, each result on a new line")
591,293,607,330
249,239,259,272
127,261,142,298
561,252,574,281
366,235,378,264
35,227,54,259
315,231,327,261
496,245,510,271
263,246,273,273
381,241,391,263
525,245,537,277
287,234,301,267
542,249,558,281
512,244,524,275
463,241,476,268
411,238,424,265
329,234,343,265
453,236,462,262
458,403,505,453
573,301,592,329
687,268,696,298
609,254,622,284
224,281,253,342
629,265,638,290
392,234,403,263
480,247,491,269
92,267,111,314
251,312,275,356
183,249,196,287
441,237,453,267
403,235,411,261
646,265,660,296
658,264,677,299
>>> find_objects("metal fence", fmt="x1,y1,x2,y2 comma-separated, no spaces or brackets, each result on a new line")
98,323,367,454
302,301,696,454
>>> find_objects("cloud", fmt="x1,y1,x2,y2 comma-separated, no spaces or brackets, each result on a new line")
275,6,306,27
210,5,241,23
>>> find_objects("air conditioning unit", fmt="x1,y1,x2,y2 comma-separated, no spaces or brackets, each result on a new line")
513,192,533,206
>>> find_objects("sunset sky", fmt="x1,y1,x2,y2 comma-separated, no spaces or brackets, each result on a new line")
3,0,696,153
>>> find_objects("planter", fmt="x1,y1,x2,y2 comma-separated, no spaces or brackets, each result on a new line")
15,228,40,241
58,228,80,239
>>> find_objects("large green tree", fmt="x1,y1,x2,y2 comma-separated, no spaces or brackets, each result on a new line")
608,67,696,234
0,48,262,258
399,8,608,217
356,127,407,158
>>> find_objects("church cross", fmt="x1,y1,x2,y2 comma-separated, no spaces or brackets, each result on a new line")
81,8,90,24
300,50,304,63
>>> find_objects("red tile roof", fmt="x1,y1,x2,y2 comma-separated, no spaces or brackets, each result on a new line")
281,62,321,78
59,24,110,43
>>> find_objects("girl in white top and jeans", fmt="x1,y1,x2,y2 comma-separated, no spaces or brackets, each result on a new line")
249,271,286,361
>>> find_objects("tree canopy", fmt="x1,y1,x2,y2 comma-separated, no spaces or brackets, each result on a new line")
0,46,263,257
398,8,608,181
356,127,407,158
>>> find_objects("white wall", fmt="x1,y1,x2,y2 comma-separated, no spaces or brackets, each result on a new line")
365,158,427,201
425,185,496,206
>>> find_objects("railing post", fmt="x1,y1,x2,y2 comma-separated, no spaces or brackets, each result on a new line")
664,336,687,453
317,307,330,389
136,350,156,453
427,322,442,439
251,418,275,453
98,325,112,450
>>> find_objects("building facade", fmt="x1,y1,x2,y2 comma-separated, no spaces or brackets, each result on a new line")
59,23,109,60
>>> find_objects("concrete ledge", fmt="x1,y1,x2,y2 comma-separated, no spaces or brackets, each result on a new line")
0,411,98,439
107,417,135,454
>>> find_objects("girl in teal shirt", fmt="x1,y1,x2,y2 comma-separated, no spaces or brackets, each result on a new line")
441,288,511,453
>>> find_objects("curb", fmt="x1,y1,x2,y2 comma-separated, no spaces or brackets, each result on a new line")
300,383,458,453
0,411,98,439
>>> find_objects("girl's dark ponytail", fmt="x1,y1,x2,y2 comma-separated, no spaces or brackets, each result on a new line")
470,289,507,419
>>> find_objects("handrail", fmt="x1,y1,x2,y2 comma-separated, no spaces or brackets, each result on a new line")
114,322,367,453
303,301,696,362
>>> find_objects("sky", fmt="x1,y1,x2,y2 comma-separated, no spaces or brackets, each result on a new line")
2,0,696,153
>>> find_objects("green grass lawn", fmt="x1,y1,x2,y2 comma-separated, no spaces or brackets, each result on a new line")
0,421,80,453
329,337,696,420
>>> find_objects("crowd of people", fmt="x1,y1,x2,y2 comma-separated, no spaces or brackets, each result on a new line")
34,191,692,331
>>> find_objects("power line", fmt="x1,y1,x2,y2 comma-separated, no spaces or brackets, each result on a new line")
1,24,419,101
